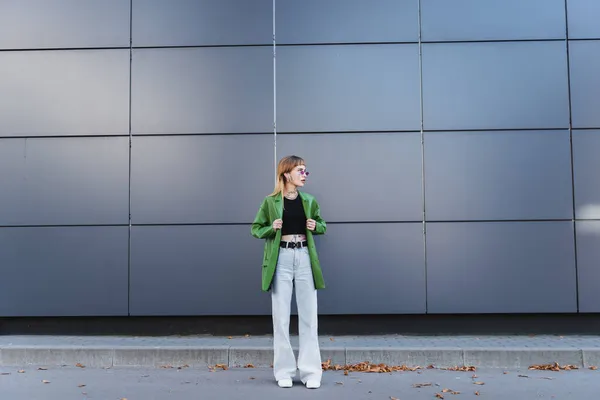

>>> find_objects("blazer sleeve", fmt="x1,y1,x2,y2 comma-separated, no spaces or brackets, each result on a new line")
251,198,276,239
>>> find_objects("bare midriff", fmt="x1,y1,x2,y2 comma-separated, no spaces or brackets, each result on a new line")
281,234,307,242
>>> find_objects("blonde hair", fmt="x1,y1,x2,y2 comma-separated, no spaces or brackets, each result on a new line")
269,155,305,197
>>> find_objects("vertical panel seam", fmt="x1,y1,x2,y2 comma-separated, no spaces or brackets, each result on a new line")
127,0,133,316
564,0,579,312
273,0,277,183
417,0,428,313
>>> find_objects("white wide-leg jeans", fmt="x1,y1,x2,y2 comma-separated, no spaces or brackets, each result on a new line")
271,246,322,383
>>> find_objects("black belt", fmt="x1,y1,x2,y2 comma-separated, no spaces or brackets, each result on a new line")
280,241,308,249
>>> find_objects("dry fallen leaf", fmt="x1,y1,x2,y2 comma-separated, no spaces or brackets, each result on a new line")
215,364,228,371
435,393,444,399
244,364,255,368
244,334,250,338
529,362,578,371
443,365,476,372
18,370,25,373
390,397,399,400
330,337,335,341
321,359,421,373
473,381,485,385
413,383,432,388
42,380,50,384
76,363,85,368
177,364,189,370
442,388,460,394
344,370,348,376
160,365,173,369
590,366,598,370
475,391,480,396
227,336,233,339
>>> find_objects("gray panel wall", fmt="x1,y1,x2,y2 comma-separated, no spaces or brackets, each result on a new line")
2,0,598,317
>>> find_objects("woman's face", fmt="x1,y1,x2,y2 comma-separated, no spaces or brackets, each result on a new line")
287,164,309,188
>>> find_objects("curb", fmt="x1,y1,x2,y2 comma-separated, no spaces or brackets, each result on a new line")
1,346,599,369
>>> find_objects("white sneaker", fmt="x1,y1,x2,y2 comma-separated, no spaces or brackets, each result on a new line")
277,379,293,388
305,380,321,389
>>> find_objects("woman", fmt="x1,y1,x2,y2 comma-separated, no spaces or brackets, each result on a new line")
251,155,327,389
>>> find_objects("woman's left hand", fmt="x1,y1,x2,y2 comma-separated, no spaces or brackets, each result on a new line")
306,219,316,231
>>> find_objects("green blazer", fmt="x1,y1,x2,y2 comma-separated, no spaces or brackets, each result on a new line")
251,191,327,292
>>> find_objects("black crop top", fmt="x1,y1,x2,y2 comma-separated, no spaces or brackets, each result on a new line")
282,195,306,235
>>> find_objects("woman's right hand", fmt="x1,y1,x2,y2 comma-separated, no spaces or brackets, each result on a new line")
272,219,283,230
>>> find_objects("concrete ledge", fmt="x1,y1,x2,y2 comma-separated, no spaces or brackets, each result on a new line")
582,348,600,368
0,346,597,369
0,346,114,368
112,346,229,368
321,348,346,366
345,347,464,368
464,348,584,369
229,346,273,368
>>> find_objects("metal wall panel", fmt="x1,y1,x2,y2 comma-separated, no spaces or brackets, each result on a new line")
0,226,129,316
421,41,569,131
130,135,273,224
132,0,272,47
316,223,426,314
575,221,600,312
0,0,130,50
275,0,418,44
276,133,422,222
567,0,600,39
277,44,420,132
0,50,130,136
569,41,600,128
420,0,566,42
0,137,129,226
424,131,573,221
573,130,600,219
427,222,577,313
0,0,591,317
131,47,273,134
129,225,270,315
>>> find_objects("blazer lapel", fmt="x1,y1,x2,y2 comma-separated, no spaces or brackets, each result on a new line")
273,194,283,219
299,191,311,219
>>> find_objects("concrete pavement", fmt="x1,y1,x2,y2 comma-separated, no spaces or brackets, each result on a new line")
1,334,600,369
1,365,599,400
